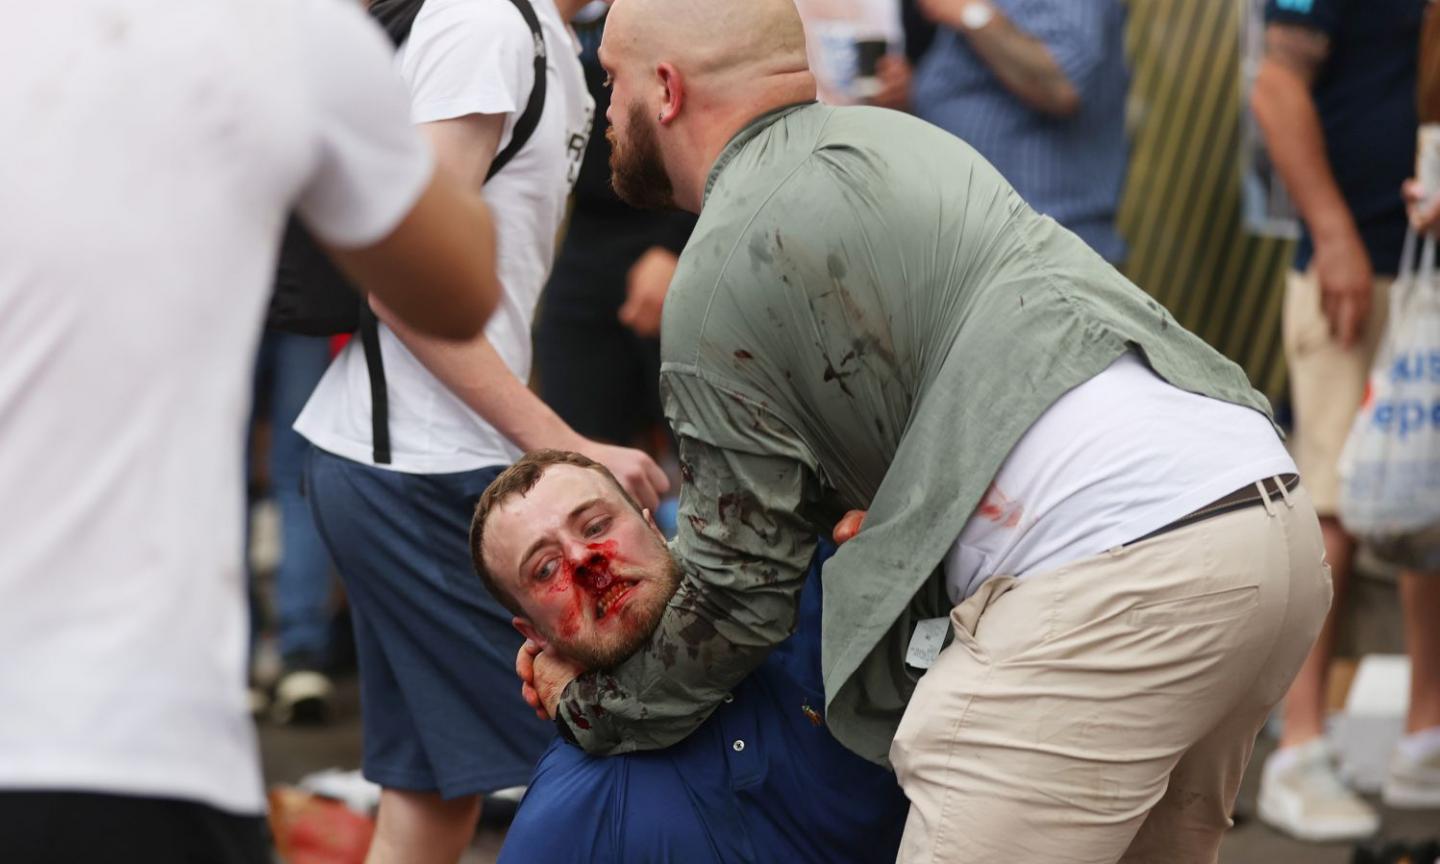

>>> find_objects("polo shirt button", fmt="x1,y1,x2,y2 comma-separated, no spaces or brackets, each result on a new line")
723,693,734,704
732,739,746,752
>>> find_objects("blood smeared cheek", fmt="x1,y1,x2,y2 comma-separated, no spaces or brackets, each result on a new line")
549,571,582,639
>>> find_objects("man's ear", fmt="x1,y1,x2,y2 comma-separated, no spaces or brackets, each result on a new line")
513,616,547,649
655,62,684,125
642,507,665,541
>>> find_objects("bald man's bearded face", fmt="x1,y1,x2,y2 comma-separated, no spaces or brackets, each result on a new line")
607,102,674,210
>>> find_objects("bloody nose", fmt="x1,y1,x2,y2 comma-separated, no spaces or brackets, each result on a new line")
574,553,615,592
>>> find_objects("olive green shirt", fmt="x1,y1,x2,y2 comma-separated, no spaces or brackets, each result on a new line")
556,103,1272,765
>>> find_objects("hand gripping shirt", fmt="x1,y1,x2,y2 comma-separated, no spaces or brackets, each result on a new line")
556,102,1276,765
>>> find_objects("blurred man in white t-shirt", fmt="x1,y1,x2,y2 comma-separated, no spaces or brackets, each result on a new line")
0,0,499,860
294,0,668,860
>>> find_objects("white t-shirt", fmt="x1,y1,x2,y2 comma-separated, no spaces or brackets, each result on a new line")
296,0,593,474
945,352,1297,602
0,0,431,814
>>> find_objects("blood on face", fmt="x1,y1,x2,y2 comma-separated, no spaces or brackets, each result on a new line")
551,540,622,639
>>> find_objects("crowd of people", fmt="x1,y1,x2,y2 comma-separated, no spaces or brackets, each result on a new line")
1,0,1437,862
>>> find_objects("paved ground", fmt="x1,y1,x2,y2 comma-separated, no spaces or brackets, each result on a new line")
258,679,1439,863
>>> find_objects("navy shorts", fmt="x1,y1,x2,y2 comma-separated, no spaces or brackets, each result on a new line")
304,446,553,798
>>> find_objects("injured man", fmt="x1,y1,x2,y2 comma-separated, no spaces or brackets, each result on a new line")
496,0,1334,860
468,450,908,863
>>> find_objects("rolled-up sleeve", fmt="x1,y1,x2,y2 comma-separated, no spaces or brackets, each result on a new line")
555,382,820,754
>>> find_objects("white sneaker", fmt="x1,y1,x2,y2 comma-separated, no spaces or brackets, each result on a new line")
1382,731,1440,809
270,668,334,725
299,768,381,814
1258,740,1380,842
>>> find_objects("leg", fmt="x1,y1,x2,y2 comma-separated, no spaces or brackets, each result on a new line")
303,447,551,808
1124,487,1331,863
367,789,481,864
269,333,336,665
891,493,1328,863
268,334,337,721
1401,569,1440,736
1383,567,1440,807
1277,517,1353,748
1258,270,1390,839
1121,714,1264,864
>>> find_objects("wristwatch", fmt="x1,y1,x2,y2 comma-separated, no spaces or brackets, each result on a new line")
958,0,995,31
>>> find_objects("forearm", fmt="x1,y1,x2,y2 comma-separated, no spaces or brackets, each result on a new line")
1251,61,1360,248
556,563,810,753
556,427,820,753
962,8,1079,116
369,295,586,452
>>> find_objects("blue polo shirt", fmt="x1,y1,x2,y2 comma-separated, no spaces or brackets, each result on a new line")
912,0,1131,263
1264,0,1424,275
497,543,909,864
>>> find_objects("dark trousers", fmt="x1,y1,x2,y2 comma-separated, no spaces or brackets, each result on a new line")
0,791,268,864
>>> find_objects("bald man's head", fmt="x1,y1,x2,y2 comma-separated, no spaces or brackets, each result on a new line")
603,0,809,83
598,0,816,211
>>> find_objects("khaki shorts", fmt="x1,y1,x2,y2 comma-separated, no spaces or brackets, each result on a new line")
1282,268,1393,515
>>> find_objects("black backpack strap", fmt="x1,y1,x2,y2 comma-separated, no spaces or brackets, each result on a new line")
358,305,392,465
358,0,543,467
369,0,427,47
486,0,547,181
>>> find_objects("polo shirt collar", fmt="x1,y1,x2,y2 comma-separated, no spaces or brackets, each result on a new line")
703,101,817,205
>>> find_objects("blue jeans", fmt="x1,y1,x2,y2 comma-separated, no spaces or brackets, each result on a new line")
249,332,334,663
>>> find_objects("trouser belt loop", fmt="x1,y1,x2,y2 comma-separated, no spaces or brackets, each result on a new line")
1256,478,1276,517
1275,474,1295,508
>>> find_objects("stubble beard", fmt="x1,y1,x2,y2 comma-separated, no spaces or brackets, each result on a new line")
607,102,676,211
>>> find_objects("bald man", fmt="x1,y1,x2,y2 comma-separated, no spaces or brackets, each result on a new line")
521,0,1330,860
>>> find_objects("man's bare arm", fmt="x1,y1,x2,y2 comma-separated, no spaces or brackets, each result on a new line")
918,0,1080,116
1251,23,1373,347
370,113,669,507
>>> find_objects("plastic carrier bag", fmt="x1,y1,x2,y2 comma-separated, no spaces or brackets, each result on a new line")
1337,229,1440,547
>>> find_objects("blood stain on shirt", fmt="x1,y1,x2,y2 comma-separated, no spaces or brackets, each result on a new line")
976,483,1023,528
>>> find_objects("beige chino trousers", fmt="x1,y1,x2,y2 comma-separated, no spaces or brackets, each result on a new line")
890,482,1332,864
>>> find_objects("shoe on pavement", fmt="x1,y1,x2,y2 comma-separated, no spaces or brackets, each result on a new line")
1258,740,1380,842
270,659,334,726
1382,732,1440,809
480,786,527,828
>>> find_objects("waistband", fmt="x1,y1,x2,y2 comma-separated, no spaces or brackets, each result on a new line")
1124,473,1300,548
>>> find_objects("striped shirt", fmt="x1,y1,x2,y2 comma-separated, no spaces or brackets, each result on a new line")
912,0,1130,263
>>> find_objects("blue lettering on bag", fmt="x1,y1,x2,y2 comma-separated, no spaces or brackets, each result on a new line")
1372,399,1440,439
1389,350,1440,383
